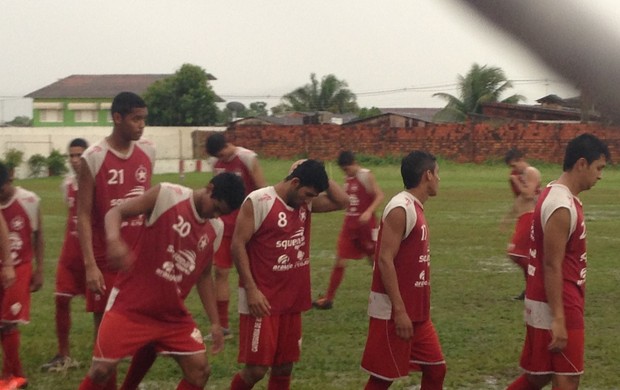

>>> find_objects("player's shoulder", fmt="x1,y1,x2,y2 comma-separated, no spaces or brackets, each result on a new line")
83,139,108,159
248,186,274,201
15,187,40,202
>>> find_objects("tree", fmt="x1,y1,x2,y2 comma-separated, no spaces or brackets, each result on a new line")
144,63,219,126
6,116,32,127
280,73,359,113
357,107,382,119
432,63,525,123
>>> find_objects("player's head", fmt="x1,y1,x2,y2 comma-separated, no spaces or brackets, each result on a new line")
111,92,146,118
202,172,246,219
504,148,524,166
111,92,147,141
206,133,229,159
563,133,610,171
68,138,88,174
337,150,358,176
284,159,329,208
401,151,439,192
0,161,14,203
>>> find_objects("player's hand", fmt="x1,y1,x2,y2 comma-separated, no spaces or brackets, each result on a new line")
247,288,271,318
548,318,568,353
29,268,44,292
394,310,413,340
358,211,371,225
106,238,132,271
208,324,225,355
85,263,106,295
0,265,16,289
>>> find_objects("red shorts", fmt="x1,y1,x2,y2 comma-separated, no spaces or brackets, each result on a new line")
238,312,302,366
86,270,118,313
0,263,32,324
337,219,377,259
93,310,205,361
361,318,445,381
519,325,584,375
508,212,533,259
55,243,86,296
213,235,233,269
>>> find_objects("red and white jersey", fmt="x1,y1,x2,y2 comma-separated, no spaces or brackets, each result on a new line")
525,183,586,330
1,187,40,266
61,174,79,240
82,138,155,271
213,147,259,236
238,186,313,314
107,183,223,323
344,168,375,219
367,191,431,322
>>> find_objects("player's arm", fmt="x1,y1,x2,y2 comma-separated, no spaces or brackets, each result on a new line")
520,167,542,200
542,207,570,353
250,157,267,188
30,207,44,292
196,261,224,354
360,171,384,223
104,184,161,271
311,179,350,213
231,198,271,317
377,207,413,340
0,212,15,288
77,159,106,294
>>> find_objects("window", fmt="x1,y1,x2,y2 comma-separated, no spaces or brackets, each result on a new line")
39,109,63,122
75,110,98,123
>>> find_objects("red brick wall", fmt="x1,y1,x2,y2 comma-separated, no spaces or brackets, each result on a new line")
193,122,620,163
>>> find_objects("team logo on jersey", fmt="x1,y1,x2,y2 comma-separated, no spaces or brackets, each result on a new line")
10,216,24,231
10,302,22,316
135,165,148,183
156,260,181,282
198,235,209,251
277,254,290,265
172,250,197,275
299,209,307,223
8,232,22,263
190,328,204,344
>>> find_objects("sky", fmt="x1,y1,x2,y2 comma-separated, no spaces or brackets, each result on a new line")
2,0,619,122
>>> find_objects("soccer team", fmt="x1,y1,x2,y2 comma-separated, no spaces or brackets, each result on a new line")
0,91,611,390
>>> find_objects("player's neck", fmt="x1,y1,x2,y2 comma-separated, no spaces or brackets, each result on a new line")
555,173,582,196
106,133,133,154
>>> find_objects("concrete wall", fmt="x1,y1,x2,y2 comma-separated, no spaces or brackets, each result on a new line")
0,126,225,178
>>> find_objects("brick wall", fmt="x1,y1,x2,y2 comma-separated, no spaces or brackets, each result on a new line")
193,122,620,163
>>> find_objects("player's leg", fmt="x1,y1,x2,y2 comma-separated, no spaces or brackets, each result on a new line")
214,266,231,331
552,374,580,390
119,344,157,390
78,360,118,390
364,375,392,389
268,362,293,390
506,373,550,389
174,352,210,389
231,365,269,389
314,227,355,309
1,324,24,379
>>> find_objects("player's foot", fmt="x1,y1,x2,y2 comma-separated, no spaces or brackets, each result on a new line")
312,297,333,310
0,375,28,389
204,328,233,342
40,354,80,372
513,290,525,300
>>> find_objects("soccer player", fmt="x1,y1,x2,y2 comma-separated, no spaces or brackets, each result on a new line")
77,92,156,389
503,148,541,300
361,151,446,390
507,134,610,390
40,138,88,373
313,150,384,309
205,133,266,339
78,172,246,390
229,159,349,390
0,161,44,389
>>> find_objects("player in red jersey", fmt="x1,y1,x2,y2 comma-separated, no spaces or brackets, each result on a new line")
507,134,610,390
503,148,541,300
205,133,266,340
77,92,156,390
313,150,384,309
0,211,13,290
229,159,348,390
78,172,246,390
361,151,445,390
0,162,44,390
40,138,88,373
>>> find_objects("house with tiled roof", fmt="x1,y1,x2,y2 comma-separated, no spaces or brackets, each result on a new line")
25,73,217,127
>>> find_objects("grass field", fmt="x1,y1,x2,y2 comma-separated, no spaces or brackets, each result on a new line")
13,158,620,389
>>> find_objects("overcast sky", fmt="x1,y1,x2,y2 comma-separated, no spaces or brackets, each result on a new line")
2,0,619,121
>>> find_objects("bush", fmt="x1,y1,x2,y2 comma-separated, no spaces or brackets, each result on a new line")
3,148,24,171
27,154,47,177
47,149,68,176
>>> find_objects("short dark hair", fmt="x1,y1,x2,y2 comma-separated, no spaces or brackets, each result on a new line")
401,151,437,189
504,148,524,165
286,159,329,193
563,133,611,171
210,172,246,212
206,133,228,156
0,162,10,187
69,138,88,149
337,151,355,167
111,92,146,117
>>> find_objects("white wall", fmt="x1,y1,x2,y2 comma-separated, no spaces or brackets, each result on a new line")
0,126,224,178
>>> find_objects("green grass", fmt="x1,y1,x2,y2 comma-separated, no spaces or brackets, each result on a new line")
14,159,620,389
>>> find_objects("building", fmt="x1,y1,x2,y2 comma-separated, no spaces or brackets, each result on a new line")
25,73,217,127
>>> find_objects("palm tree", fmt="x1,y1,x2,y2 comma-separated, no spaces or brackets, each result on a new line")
433,63,524,122
280,73,359,113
